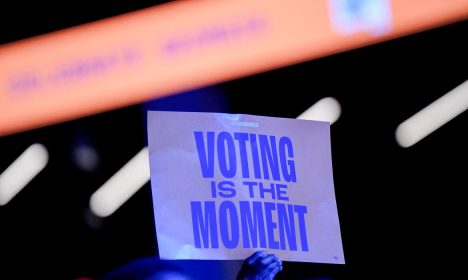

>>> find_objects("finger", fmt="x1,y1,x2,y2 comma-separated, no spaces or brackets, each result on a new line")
273,255,282,267
246,250,268,266
266,265,282,280
258,256,282,279
262,257,281,274
258,254,277,267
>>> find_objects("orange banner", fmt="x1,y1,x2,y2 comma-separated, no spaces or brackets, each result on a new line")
1,0,467,136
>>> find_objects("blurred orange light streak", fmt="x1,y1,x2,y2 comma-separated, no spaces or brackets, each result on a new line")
0,0,467,136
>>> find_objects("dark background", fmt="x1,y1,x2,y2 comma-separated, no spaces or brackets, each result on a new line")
1,1,467,279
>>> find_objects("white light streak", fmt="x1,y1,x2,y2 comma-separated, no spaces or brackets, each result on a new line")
0,144,48,206
89,147,149,217
297,97,341,124
396,80,468,148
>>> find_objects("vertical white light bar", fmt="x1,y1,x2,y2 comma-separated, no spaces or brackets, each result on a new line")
396,80,468,148
89,147,150,217
0,144,49,206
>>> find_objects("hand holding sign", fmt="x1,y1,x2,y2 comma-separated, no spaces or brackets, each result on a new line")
237,251,283,280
